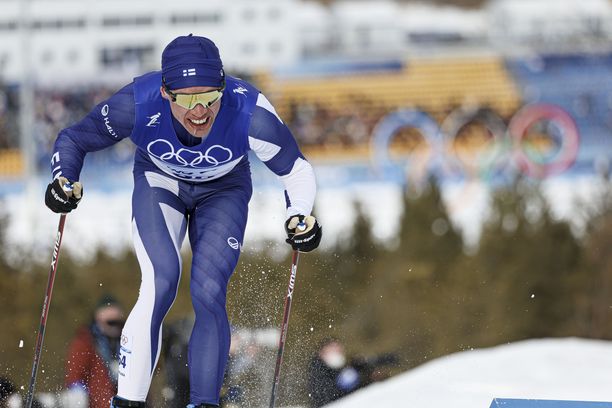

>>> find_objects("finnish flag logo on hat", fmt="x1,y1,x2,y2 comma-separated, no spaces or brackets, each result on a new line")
182,68,196,77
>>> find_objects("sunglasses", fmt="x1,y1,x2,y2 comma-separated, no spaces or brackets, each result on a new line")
163,82,224,110
104,319,125,328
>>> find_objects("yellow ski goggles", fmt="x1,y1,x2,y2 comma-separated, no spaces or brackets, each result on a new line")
164,85,224,110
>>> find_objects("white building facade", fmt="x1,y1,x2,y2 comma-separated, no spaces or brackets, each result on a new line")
0,0,300,85
1,0,611,86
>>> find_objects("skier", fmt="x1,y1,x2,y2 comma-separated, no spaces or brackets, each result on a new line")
44,34,322,408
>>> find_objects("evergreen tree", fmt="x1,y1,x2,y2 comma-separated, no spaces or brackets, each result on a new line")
355,180,465,362
573,181,612,338
475,179,581,341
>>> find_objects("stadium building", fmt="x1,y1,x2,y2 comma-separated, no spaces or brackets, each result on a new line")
1,0,611,86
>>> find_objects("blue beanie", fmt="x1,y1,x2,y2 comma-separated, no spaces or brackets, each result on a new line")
161,34,225,90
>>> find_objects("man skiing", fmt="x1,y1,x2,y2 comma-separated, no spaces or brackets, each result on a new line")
44,34,322,408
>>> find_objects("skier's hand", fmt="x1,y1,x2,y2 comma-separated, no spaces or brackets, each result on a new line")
285,214,322,252
45,176,83,213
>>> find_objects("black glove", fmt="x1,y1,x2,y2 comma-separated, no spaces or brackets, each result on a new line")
285,214,322,252
45,177,83,213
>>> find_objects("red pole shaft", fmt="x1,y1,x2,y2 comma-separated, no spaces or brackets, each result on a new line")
25,214,67,408
269,250,300,408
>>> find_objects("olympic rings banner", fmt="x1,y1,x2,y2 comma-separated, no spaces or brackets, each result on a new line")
371,103,580,184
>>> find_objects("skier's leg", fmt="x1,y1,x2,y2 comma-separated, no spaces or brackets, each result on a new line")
187,179,251,406
117,170,188,402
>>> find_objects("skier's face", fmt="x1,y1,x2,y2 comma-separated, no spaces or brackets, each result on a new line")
161,85,223,138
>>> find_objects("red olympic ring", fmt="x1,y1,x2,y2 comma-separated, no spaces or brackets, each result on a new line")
508,103,580,179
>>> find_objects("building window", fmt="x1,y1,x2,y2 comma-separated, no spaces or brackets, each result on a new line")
270,42,282,55
67,50,79,64
268,8,281,20
0,54,9,72
102,16,153,27
101,46,154,69
0,21,18,31
356,25,370,49
242,9,256,22
31,19,85,30
241,43,256,54
41,51,53,64
170,13,221,24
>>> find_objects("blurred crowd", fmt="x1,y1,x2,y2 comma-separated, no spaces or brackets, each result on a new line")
0,294,397,408
0,83,124,169
0,82,392,164
283,98,385,148
0,84,18,150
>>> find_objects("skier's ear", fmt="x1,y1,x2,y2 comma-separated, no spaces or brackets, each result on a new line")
160,86,170,100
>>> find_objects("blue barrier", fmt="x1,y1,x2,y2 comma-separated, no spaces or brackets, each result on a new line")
490,398,612,407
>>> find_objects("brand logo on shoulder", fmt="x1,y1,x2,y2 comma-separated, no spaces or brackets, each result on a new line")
233,86,248,95
100,104,117,138
146,112,161,127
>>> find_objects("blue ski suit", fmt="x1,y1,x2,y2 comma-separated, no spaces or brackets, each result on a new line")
51,72,317,405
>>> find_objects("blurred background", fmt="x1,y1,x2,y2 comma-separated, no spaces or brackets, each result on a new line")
1,0,612,406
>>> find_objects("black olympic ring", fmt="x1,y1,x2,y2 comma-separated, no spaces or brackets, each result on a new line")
439,106,509,181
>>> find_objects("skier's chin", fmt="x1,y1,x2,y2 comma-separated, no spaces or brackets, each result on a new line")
186,120,213,138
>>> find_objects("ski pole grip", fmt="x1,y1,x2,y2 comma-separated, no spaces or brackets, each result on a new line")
62,181,73,194
297,222,307,232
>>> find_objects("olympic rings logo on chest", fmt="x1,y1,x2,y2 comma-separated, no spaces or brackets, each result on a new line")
147,139,233,167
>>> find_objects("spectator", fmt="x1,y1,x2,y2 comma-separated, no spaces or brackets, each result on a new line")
64,295,125,408
161,316,194,408
307,338,360,407
349,352,400,388
162,321,270,408
0,377,17,408
0,377,44,408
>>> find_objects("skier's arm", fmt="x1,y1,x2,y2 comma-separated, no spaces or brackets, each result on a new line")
51,83,135,182
248,93,316,217
64,331,92,388
249,93,321,252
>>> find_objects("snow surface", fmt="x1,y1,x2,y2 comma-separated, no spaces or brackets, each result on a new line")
328,338,612,408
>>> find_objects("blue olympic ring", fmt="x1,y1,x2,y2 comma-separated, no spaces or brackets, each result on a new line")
371,109,444,178
147,139,233,167
371,104,580,182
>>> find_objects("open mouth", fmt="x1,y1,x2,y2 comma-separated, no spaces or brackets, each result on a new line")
189,117,210,125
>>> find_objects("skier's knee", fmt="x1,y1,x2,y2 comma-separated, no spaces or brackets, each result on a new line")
190,276,226,315
153,275,180,311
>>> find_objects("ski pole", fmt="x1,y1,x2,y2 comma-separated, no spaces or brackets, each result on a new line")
269,249,301,408
25,214,67,408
